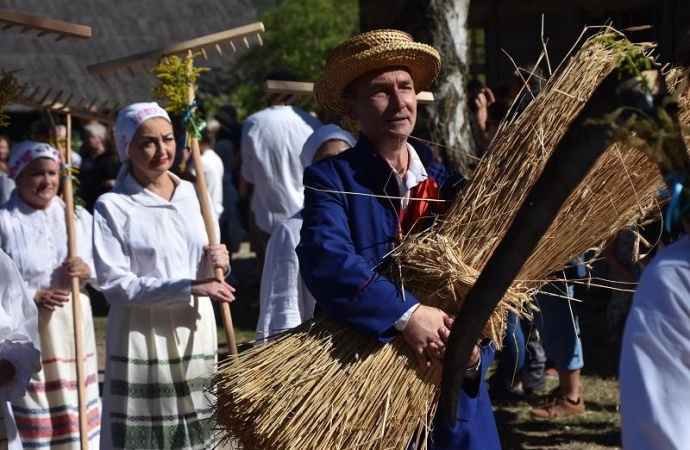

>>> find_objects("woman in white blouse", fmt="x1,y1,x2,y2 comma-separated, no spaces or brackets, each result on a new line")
0,141,100,449
256,123,355,341
93,103,235,450
0,248,41,450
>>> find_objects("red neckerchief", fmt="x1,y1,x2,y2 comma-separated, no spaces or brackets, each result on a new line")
398,177,447,237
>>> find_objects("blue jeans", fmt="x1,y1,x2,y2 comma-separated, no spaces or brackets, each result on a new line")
534,282,584,371
500,312,546,390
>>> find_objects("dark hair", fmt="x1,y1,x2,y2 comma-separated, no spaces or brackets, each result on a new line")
215,103,241,149
199,127,215,147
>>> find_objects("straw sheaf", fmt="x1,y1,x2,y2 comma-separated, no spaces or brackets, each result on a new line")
392,36,671,346
215,31,688,450
314,29,441,115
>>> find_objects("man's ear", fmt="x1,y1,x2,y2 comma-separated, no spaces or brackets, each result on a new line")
342,98,358,121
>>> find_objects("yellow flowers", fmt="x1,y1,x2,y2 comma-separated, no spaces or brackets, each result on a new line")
152,54,209,138
152,53,209,116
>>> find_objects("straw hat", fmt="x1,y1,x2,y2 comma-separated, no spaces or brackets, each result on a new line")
314,29,441,114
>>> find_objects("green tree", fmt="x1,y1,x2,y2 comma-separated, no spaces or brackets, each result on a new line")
224,0,359,119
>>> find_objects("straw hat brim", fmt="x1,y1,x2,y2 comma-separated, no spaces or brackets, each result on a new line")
314,42,441,115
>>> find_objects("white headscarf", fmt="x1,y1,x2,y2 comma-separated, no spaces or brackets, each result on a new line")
114,102,171,183
8,141,61,180
299,124,356,169
114,102,171,163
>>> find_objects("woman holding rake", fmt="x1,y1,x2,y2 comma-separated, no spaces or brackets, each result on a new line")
93,102,235,450
0,141,101,449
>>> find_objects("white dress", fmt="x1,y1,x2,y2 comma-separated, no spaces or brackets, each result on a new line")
0,249,41,450
256,212,316,342
93,172,218,450
620,236,690,449
0,193,100,449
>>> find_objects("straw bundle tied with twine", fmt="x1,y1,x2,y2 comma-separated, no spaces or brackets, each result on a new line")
215,29,690,450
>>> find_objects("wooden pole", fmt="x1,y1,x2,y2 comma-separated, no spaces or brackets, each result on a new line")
185,52,238,358
62,114,89,449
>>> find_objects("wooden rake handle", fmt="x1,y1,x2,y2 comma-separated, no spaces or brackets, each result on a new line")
188,134,238,358
186,80,238,359
62,114,90,450
439,73,623,425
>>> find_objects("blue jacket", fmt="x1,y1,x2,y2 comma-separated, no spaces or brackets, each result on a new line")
297,135,501,450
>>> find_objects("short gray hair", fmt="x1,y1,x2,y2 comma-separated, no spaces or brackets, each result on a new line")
83,122,107,140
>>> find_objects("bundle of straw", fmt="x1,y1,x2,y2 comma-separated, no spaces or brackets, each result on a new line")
215,30,690,450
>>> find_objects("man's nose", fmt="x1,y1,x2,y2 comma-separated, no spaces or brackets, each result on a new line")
390,88,406,109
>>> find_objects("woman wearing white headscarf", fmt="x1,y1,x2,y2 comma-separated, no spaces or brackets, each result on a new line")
0,249,41,450
93,103,235,450
256,124,355,341
0,141,100,449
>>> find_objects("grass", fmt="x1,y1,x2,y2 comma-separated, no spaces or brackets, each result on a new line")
491,286,622,450
493,376,621,450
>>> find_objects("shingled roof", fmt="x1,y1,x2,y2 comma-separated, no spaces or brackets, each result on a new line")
1,0,257,121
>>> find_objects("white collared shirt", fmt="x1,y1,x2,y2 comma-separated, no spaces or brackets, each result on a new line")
93,172,218,307
0,192,95,300
392,143,429,210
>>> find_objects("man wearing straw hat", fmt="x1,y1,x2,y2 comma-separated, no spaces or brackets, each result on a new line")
297,29,501,449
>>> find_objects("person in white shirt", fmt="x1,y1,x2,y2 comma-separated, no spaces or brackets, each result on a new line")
256,124,356,341
186,129,224,222
240,69,322,271
619,235,690,449
619,32,690,450
0,249,41,450
93,102,235,450
0,141,100,449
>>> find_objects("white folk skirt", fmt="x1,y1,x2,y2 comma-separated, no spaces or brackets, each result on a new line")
11,292,101,449
100,296,217,450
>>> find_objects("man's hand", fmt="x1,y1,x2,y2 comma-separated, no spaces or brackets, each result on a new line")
401,305,451,369
402,307,481,371
441,316,482,370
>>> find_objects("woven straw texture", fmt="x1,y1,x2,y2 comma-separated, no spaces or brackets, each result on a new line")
314,29,441,114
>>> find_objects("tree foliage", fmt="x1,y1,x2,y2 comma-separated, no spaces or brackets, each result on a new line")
220,0,359,119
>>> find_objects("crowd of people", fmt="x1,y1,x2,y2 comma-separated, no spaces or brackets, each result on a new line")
0,27,687,450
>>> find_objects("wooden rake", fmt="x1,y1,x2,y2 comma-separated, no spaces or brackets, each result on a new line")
0,8,91,40
18,81,116,124
86,22,265,358
87,22,264,82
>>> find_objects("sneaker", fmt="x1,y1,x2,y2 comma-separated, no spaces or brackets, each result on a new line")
529,392,585,419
